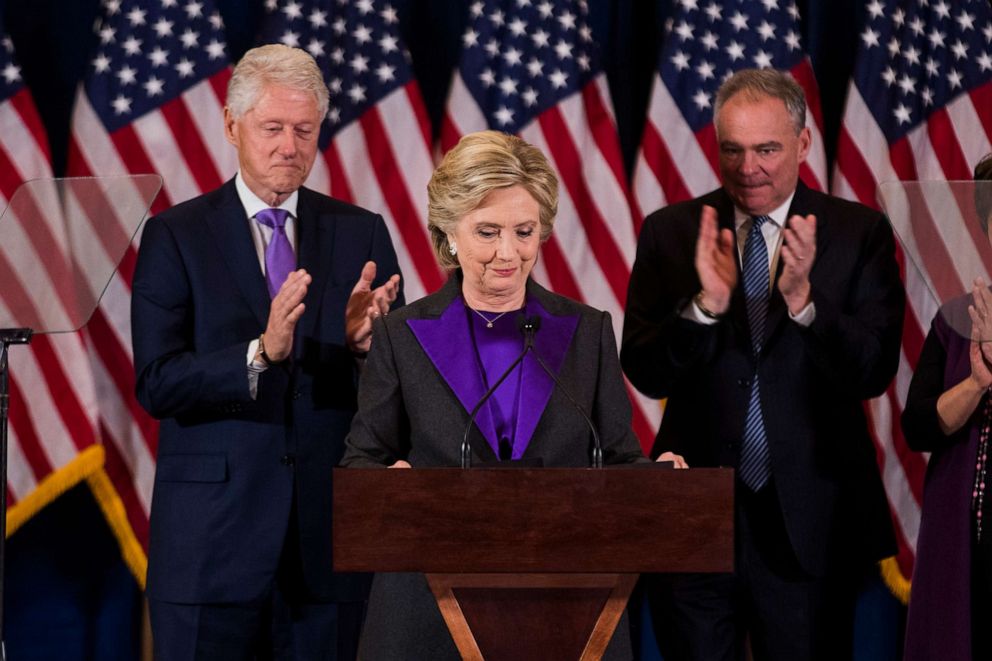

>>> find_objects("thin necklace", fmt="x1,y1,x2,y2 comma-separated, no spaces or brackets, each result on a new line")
470,307,510,328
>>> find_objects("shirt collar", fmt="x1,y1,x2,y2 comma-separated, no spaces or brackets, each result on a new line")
733,190,796,231
235,171,299,220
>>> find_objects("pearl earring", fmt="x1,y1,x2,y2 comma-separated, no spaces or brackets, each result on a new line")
448,242,457,256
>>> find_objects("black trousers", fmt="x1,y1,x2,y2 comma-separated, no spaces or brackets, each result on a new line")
646,482,860,661
149,595,364,661
149,495,365,661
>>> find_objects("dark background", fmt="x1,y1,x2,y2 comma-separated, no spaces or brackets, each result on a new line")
2,1,897,658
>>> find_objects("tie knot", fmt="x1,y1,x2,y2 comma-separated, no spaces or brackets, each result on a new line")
255,208,290,230
750,215,771,233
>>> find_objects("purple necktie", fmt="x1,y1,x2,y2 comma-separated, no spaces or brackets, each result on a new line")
254,208,294,298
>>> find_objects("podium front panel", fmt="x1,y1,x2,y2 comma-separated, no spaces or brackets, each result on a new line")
333,467,733,574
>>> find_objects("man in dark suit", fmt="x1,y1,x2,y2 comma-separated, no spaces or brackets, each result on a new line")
621,69,904,661
131,44,402,660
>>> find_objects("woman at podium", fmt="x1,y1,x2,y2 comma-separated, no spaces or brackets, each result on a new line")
341,130,683,659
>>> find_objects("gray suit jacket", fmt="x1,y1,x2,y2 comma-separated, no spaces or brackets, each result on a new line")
342,273,645,468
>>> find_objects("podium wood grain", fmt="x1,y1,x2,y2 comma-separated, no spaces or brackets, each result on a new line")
333,467,733,574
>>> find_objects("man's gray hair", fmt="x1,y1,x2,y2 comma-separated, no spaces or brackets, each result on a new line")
226,44,329,120
714,68,807,135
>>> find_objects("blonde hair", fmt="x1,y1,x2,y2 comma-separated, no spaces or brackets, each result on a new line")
427,131,558,270
714,68,807,135
226,44,329,120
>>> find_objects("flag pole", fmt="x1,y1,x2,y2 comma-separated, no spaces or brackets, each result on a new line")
0,327,33,661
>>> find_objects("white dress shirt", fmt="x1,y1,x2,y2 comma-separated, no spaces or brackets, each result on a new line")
235,173,300,394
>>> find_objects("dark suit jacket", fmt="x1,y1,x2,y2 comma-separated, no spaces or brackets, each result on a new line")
340,273,645,660
621,182,904,576
132,178,403,604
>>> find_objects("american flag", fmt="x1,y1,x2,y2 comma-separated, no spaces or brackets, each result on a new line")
65,0,237,581
442,0,661,444
632,0,828,216
833,0,992,601
0,27,106,540
257,0,443,301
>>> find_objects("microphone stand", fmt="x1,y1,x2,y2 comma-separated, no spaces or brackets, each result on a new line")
527,347,604,468
459,315,604,469
460,319,538,468
0,327,33,661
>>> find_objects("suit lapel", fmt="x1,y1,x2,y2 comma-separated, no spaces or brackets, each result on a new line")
296,188,335,345
406,284,501,455
207,180,271,329
516,284,579,456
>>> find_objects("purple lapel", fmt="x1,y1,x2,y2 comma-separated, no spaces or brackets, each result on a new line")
406,292,580,460
406,296,500,454
513,298,579,457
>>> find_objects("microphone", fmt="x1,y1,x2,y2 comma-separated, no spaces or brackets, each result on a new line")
518,314,540,338
459,314,604,469
460,315,538,468
522,318,604,469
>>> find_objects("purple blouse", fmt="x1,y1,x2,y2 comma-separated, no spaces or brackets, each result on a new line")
406,292,578,463
467,305,528,458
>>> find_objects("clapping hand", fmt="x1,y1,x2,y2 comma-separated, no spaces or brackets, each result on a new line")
261,269,311,362
778,213,817,314
345,261,401,354
968,277,992,389
694,205,737,315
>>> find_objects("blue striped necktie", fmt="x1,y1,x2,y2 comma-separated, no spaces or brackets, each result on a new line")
740,215,772,491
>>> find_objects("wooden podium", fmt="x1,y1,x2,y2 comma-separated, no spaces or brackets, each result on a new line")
333,467,733,660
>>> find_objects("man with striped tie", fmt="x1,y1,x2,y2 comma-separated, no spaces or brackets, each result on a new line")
622,69,904,661
131,45,402,660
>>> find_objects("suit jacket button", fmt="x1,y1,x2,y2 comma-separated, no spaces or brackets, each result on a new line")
280,454,295,467
292,389,302,400
737,378,751,389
